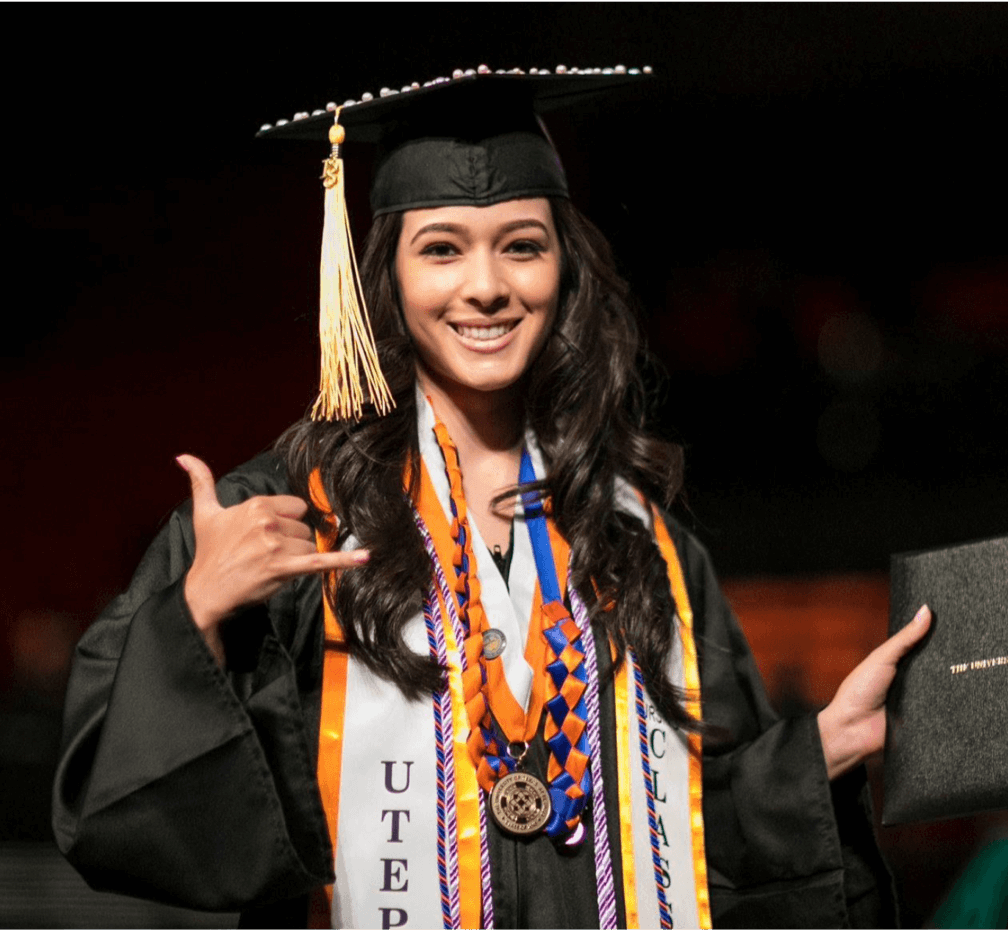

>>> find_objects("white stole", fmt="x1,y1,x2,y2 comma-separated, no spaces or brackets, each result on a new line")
324,394,704,928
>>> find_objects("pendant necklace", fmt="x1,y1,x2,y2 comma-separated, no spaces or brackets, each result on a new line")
488,740,552,836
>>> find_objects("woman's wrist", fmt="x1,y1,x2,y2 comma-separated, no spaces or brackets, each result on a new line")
184,568,228,668
816,703,864,782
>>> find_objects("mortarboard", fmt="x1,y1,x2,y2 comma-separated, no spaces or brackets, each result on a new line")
259,64,653,421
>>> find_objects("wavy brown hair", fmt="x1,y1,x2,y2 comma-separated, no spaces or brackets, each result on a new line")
279,198,692,729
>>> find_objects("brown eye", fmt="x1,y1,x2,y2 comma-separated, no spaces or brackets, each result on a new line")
507,239,545,256
420,242,458,258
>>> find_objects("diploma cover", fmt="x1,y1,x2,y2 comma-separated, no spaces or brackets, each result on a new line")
882,535,1008,824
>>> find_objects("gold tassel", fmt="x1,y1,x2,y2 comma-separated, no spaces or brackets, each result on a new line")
312,114,395,422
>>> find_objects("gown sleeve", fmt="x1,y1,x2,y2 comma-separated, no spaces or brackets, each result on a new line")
51,453,333,913
664,517,898,928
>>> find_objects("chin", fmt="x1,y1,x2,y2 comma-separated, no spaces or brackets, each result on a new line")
423,359,528,400
455,372,526,397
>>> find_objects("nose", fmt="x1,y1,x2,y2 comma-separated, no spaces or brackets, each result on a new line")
461,248,510,313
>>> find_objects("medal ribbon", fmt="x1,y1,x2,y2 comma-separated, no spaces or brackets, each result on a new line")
519,451,593,839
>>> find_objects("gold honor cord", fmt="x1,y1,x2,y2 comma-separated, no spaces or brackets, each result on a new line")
313,113,395,422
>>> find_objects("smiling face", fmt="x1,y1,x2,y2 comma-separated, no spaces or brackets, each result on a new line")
395,198,561,402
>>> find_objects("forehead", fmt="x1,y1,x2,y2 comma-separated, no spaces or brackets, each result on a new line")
399,198,555,237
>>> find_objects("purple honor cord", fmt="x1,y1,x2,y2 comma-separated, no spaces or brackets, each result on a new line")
415,510,495,930
413,458,617,928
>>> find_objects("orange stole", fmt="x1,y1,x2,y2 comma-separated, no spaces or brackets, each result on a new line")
412,458,571,775
307,470,346,925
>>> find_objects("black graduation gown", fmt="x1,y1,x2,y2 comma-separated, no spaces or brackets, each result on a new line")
52,452,897,928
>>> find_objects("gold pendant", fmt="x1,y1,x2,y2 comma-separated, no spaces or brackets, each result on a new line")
489,770,552,836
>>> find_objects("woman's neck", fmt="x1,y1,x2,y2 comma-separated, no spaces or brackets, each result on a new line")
419,371,524,551
418,371,524,457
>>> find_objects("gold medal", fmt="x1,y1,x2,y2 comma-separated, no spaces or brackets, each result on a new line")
489,770,552,836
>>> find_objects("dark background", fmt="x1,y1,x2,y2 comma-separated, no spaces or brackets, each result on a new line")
3,4,1007,927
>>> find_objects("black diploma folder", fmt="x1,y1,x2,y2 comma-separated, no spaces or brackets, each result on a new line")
883,535,1008,825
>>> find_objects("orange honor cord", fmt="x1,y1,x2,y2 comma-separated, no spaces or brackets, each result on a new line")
424,415,562,761
415,458,506,925
651,506,712,930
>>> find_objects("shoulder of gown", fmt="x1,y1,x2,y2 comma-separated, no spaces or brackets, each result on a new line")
658,512,898,928
52,449,332,913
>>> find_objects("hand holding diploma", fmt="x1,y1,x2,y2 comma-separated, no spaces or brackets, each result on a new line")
817,604,932,780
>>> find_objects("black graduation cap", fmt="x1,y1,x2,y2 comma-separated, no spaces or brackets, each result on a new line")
259,64,653,421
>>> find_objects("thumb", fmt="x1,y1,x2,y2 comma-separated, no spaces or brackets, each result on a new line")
176,454,222,517
877,604,932,666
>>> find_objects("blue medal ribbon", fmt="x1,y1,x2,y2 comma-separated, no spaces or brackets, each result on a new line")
519,450,593,841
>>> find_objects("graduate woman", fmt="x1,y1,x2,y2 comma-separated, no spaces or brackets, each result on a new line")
53,68,930,928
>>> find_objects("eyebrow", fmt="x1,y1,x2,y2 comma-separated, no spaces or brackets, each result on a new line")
410,222,462,245
410,218,550,245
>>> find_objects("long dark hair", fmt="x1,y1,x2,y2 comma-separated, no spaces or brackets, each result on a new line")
279,198,692,729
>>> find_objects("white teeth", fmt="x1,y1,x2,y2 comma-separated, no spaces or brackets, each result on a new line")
455,323,513,341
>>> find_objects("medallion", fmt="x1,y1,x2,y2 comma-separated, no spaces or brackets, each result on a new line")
482,628,507,660
489,770,552,836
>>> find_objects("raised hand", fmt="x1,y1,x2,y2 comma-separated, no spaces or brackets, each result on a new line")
817,604,932,780
177,454,368,666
